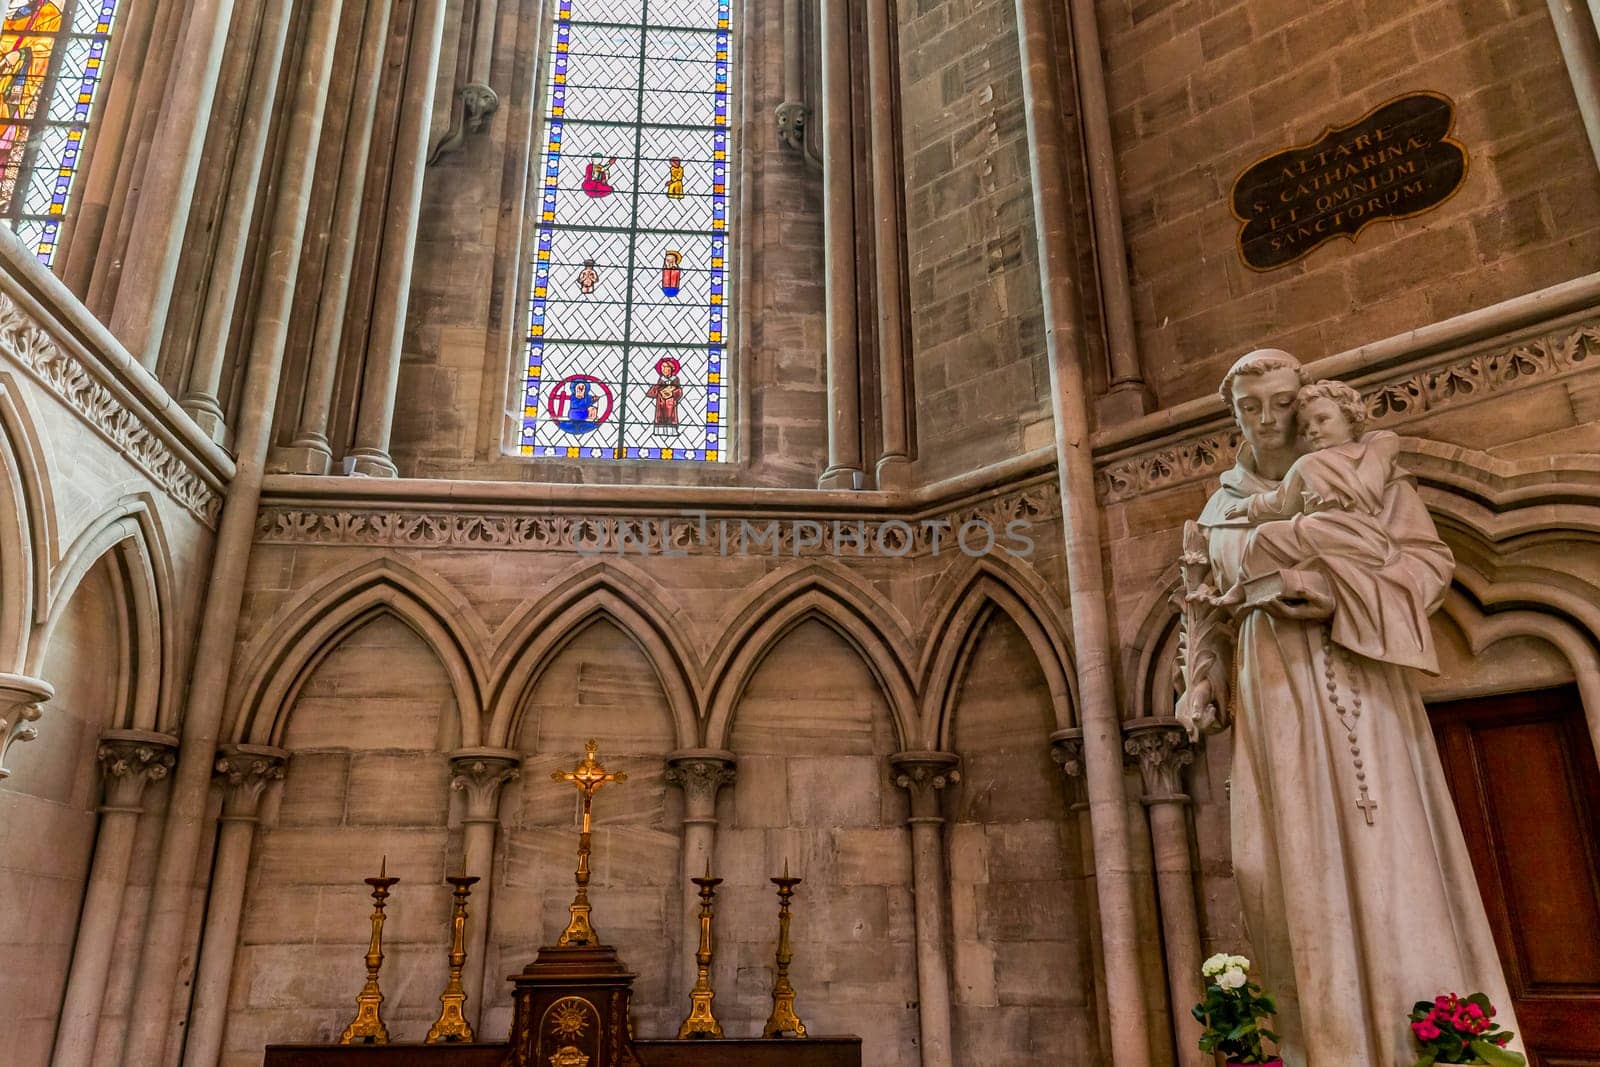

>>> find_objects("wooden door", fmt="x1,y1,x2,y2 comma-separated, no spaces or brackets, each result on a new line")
1430,686,1600,1067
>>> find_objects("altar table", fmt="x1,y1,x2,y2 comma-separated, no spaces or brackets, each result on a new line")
263,1037,864,1066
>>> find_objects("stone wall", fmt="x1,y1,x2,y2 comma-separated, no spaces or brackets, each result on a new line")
1103,0,1600,407
898,0,1051,483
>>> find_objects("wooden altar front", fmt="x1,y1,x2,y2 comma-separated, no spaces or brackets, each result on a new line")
263,1038,865,1066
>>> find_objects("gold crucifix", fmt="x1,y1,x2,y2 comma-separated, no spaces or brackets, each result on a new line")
552,739,627,947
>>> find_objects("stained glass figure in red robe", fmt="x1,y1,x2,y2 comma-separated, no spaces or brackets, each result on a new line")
581,155,617,198
660,250,682,297
645,357,683,435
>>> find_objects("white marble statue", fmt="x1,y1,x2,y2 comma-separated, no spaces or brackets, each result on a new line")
1176,350,1524,1066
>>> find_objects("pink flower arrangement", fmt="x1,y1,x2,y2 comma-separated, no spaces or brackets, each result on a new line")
1408,992,1524,1066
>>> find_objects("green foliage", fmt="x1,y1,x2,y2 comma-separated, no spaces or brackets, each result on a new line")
1192,977,1280,1064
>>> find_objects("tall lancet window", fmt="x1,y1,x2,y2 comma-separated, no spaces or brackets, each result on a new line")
0,0,121,264
519,0,732,461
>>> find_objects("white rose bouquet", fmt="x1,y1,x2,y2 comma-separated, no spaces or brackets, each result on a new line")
1193,953,1281,1065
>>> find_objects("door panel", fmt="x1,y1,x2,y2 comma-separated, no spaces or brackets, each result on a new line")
1430,686,1600,1067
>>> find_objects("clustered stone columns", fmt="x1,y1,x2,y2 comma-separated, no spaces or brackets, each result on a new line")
1050,728,1111,1058
449,747,522,1022
51,731,178,1067
178,0,297,440
1124,718,1204,1067
183,744,290,1067
665,749,737,1000
0,672,52,780
347,0,453,477
863,0,911,490
815,0,863,491
890,751,960,1067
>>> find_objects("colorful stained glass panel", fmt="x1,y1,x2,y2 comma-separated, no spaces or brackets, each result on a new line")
520,0,732,463
0,0,123,265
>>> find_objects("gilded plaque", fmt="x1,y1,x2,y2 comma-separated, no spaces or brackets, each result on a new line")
1230,91,1468,271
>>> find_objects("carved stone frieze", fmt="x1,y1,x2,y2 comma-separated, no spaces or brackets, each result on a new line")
98,729,179,811
0,293,223,526
1097,318,1600,502
215,743,289,820
1121,717,1193,804
449,747,522,821
255,481,1061,556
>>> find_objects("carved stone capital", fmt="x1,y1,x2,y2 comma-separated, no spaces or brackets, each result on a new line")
665,749,737,820
1048,728,1088,811
774,100,808,151
889,751,961,821
97,729,179,812
214,744,289,821
1122,717,1194,804
449,747,522,822
0,672,53,781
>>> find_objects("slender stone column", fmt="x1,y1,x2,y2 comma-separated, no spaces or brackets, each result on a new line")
121,0,345,1054
1068,0,1149,423
180,0,297,440
0,673,52,780
1124,718,1204,1067
864,0,910,489
346,0,452,477
775,0,808,151
665,749,736,1001
106,0,238,366
890,751,959,1067
180,745,288,1067
1549,0,1600,171
274,0,397,475
1016,0,1154,1052
449,748,521,1026
1052,728,1111,1062
816,0,863,490
51,731,178,1067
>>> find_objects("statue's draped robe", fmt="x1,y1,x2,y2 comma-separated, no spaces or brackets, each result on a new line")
1200,455,1522,1066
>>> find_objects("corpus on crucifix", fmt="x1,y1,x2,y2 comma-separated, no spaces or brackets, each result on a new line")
551,739,628,948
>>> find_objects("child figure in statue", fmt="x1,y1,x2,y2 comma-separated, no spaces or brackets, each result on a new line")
1212,379,1401,608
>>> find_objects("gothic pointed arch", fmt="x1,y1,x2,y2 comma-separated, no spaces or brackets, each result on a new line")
229,559,489,746
27,493,173,730
918,556,1078,749
487,560,699,749
704,565,917,750
0,381,56,669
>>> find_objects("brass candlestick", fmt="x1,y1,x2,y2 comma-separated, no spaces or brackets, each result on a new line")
551,739,626,947
339,857,399,1044
763,861,807,1038
677,864,724,1038
425,873,481,1043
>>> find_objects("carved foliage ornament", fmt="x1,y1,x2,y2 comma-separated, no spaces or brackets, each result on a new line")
215,744,289,819
257,482,1060,554
98,730,179,810
1098,319,1600,502
0,672,51,780
0,293,222,526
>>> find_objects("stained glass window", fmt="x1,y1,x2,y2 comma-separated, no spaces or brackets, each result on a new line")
0,0,122,265
519,0,732,462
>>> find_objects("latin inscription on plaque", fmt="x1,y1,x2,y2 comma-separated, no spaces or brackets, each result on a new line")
1230,92,1468,271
